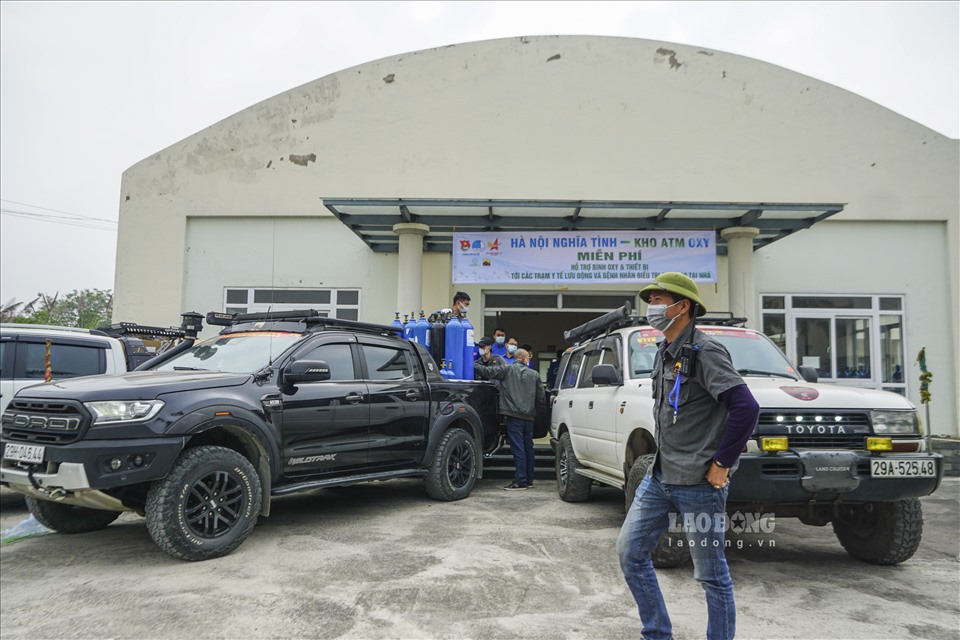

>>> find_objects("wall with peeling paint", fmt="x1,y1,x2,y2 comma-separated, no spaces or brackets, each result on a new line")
115,35,958,433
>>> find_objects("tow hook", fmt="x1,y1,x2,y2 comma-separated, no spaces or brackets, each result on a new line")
27,467,69,500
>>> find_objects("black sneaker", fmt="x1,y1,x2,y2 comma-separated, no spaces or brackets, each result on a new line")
503,482,529,491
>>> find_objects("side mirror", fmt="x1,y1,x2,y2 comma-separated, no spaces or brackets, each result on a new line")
798,366,819,383
591,364,622,386
284,360,332,385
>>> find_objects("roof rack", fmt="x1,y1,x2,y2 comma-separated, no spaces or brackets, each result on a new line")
565,306,751,344
563,301,637,344
95,322,187,340
206,310,402,338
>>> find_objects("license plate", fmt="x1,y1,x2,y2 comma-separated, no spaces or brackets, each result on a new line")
3,443,45,464
870,458,937,478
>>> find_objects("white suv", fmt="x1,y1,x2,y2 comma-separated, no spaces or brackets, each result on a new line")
0,324,127,415
549,306,942,566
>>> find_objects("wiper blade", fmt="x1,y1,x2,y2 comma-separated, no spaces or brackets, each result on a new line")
173,366,208,371
737,368,795,379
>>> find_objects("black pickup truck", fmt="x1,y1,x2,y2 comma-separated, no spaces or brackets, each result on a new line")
1,310,499,561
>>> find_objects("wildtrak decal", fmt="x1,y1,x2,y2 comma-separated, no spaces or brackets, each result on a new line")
289,454,337,465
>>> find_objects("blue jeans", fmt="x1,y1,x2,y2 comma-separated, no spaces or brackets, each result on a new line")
505,417,535,486
616,470,736,640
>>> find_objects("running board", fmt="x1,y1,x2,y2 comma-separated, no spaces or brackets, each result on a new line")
574,467,624,490
271,468,427,496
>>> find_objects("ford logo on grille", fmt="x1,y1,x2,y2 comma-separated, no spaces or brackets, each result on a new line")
10,414,81,431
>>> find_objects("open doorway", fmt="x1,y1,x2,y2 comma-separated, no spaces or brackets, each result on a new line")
480,290,637,380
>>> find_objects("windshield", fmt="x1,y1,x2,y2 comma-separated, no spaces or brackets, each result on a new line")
627,327,799,380
153,331,303,373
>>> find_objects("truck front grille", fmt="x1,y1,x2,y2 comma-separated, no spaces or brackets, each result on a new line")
1,399,90,445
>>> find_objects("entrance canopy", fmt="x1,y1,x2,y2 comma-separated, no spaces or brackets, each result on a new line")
322,198,844,255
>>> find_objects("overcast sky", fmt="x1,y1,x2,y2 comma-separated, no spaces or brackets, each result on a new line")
1,1,957,310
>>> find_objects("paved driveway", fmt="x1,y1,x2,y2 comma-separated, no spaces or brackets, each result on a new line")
1,478,958,639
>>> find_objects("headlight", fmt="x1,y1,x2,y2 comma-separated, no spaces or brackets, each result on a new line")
85,400,165,424
871,410,918,434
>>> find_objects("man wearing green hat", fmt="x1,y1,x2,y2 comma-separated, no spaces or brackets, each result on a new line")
616,272,759,640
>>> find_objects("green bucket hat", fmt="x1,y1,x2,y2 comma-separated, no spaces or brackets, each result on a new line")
639,272,707,316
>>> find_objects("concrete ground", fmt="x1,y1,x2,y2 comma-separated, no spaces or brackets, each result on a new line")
1,477,958,640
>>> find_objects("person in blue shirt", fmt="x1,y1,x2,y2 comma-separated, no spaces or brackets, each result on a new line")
502,337,519,364
490,328,508,359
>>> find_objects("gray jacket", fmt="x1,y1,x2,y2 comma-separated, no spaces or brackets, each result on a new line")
474,360,544,420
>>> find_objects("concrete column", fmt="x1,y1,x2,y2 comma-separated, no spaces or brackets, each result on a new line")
721,226,760,324
393,223,430,316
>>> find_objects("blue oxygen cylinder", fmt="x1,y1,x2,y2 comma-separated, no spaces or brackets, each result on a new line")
460,311,475,381
392,312,403,333
440,359,454,380
444,315,464,379
414,311,430,346
403,314,414,340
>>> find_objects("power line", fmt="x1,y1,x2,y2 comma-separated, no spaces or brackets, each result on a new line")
0,208,117,231
0,198,117,224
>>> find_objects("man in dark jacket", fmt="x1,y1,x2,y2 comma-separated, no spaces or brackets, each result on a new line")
474,347,544,490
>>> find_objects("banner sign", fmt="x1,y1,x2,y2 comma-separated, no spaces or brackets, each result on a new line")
452,231,717,284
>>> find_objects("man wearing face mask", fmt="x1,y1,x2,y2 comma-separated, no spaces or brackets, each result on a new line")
502,337,520,364
616,272,759,640
490,328,508,359
474,336,505,367
451,291,471,319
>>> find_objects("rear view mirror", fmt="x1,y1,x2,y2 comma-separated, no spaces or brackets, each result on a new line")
798,366,819,383
284,360,332,385
591,364,621,386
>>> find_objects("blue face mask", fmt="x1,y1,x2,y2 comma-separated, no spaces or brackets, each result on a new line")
507,344,517,354
495,336,505,345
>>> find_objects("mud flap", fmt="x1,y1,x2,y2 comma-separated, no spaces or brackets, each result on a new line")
798,450,860,493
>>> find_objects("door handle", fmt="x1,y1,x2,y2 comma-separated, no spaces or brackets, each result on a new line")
588,401,594,410
405,389,421,400
568,400,573,408
345,393,364,404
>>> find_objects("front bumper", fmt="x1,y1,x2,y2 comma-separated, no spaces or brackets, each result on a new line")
1,436,186,493
728,451,943,504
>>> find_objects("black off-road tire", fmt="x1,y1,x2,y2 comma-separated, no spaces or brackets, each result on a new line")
145,446,262,561
25,496,121,533
424,428,478,501
623,455,690,569
832,499,923,565
556,432,592,502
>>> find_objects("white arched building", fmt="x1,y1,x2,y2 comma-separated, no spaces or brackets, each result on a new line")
115,36,958,435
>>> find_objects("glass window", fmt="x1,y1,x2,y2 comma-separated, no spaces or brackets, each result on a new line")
762,314,786,353
155,332,303,373
225,289,247,304
485,294,558,308
578,348,603,389
362,345,411,381
880,315,905,383
793,296,871,309
337,290,360,305
627,331,659,378
254,289,331,305
836,318,871,379
795,318,833,378
880,297,902,311
562,294,636,309
297,343,355,381
336,309,358,321
561,350,585,389
762,296,784,310
23,343,104,379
